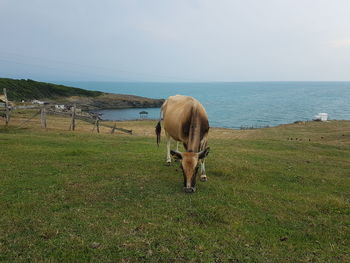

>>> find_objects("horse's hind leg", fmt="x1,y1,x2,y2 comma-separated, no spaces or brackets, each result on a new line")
173,141,180,162
166,132,171,165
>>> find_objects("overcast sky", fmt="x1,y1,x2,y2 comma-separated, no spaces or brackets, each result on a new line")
0,0,350,81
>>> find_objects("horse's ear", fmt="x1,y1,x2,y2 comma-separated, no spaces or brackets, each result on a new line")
170,150,182,160
198,147,210,160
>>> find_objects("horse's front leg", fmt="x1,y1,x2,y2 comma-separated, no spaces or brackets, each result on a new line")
199,137,208,181
199,159,207,182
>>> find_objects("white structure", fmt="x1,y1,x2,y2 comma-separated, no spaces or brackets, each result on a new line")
32,99,45,105
55,104,65,110
314,113,328,121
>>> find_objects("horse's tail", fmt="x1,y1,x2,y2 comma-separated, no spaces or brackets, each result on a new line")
155,104,164,147
155,120,161,147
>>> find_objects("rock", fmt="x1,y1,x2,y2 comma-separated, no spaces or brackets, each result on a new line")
90,242,101,249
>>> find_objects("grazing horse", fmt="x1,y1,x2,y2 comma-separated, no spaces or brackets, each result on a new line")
155,95,210,193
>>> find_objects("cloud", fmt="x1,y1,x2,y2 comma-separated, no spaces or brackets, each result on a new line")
331,39,350,48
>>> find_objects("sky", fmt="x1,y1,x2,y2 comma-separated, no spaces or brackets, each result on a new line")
0,0,350,82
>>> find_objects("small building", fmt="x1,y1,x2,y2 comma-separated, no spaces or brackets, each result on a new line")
314,113,328,121
139,111,148,119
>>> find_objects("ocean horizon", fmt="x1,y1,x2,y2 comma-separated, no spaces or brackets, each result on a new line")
54,81,350,129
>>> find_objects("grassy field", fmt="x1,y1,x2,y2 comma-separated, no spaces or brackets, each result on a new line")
0,114,349,262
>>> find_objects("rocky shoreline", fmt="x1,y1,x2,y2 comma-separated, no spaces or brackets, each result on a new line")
47,93,165,111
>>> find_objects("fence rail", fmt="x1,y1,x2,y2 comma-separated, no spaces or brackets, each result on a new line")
46,110,132,134
1,103,132,135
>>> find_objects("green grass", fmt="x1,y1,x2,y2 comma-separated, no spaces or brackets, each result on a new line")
0,125,349,262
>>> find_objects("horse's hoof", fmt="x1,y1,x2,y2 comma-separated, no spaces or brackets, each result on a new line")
165,162,171,166
200,175,207,182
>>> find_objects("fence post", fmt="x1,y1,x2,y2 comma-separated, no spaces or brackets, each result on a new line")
70,104,76,131
3,88,10,126
41,106,47,129
96,118,100,133
92,117,100,133
111,123,116,134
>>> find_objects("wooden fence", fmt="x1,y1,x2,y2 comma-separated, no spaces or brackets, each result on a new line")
0,89,132,135
46,108,132,134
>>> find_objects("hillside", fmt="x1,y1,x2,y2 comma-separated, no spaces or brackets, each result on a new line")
0,78,164,110
0,78,102,101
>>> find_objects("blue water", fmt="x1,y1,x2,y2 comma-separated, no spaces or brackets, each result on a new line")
56,81,350,129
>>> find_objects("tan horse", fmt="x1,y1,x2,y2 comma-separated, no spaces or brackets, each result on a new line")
155,95,210,193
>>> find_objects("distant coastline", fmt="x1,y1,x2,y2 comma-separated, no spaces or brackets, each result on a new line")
4,79,348,129
0,78,164,111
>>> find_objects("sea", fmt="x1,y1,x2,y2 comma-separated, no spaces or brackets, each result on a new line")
57,81,350,129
